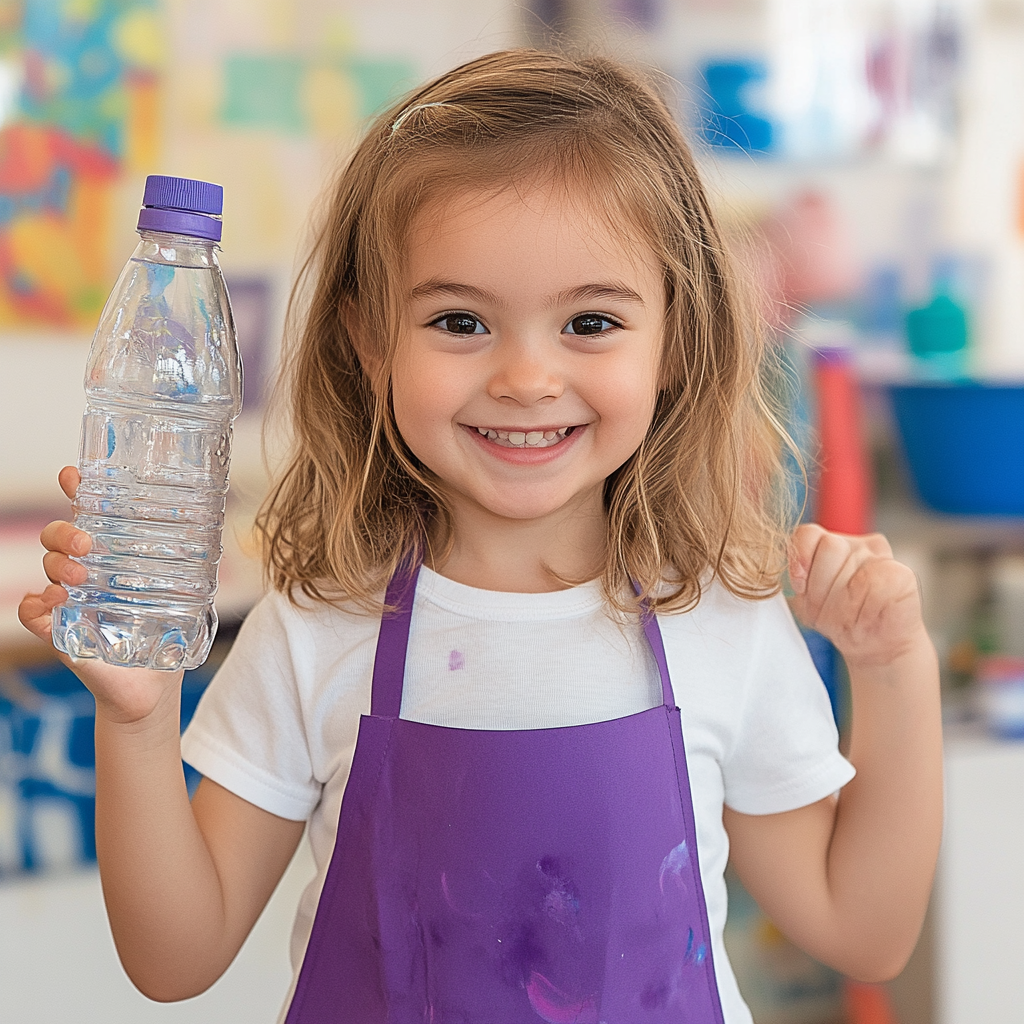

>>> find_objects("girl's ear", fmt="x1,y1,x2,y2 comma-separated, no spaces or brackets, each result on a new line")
344,301,384,383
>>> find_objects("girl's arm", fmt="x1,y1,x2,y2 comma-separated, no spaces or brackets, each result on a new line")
724,524,942,983
19,467,304,1001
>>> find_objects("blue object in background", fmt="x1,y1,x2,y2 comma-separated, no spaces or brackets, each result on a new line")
780,341,815,521
0,662,96,874
698,59,774,154
0,654,217,879
859,264,904,337
891,384,1024,516
802,628,843,729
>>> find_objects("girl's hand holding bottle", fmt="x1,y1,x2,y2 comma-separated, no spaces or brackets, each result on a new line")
18,465,183,728
20,469,301,1002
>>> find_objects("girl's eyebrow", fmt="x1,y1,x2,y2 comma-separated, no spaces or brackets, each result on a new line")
409,280,503,306
552,283,646,308
408,279,646,308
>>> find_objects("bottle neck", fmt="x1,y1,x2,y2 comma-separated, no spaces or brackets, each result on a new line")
134,229,220,270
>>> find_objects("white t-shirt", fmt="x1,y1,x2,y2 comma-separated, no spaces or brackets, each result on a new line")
181,568,854,1024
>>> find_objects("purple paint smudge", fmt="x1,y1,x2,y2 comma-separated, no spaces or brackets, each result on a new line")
448,649,465,671
642,933,709,1016
536,858,583,938
526,971,599,1024
543,882,580,927
640,978,670,1011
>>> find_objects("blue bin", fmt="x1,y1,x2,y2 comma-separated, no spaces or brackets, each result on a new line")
890,383,1024,516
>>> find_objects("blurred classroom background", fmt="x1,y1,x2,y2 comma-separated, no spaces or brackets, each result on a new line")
2,0,1024,1021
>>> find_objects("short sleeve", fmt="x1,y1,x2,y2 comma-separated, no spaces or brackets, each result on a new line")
181,593,322,821
722,593,855,816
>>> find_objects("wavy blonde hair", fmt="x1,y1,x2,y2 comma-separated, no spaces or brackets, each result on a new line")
256,48,796,614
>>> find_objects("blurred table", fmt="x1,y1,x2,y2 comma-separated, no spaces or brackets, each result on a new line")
0,835,313,1023
936,726,1024,1024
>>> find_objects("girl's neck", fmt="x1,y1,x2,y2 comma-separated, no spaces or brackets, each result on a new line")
428,494,607,594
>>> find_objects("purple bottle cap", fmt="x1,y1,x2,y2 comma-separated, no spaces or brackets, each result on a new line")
137,175,223,242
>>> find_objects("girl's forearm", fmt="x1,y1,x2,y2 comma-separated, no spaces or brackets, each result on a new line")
823,639,943,979
93,689,234,1000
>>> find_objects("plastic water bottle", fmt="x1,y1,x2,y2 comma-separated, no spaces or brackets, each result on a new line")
52,175,242,671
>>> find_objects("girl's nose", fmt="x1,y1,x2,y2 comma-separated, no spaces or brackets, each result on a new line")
487,341,564,406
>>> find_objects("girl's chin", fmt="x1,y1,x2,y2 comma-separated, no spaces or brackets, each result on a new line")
453,485,607,526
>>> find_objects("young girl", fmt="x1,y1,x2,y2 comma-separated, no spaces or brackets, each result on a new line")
21,49,941,1024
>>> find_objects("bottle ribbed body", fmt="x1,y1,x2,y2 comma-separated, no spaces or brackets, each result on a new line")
52,229,242,671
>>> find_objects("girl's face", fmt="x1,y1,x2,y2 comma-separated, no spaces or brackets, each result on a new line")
393,181,665,531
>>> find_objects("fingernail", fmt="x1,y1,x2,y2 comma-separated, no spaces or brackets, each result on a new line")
72,535,87,555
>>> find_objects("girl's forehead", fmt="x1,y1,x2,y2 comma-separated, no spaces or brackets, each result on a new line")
405,179,661,280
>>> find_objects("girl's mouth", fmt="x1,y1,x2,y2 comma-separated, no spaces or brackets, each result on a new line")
472,425,577,449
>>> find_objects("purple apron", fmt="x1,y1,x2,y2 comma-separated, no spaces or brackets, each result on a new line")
285,564,725,1024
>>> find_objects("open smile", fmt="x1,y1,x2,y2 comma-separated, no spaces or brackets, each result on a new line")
471,425,579,449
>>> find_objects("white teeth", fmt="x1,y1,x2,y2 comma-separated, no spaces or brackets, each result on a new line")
473,425,576,448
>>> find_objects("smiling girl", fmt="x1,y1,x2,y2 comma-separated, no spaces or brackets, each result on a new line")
20,50,941,1024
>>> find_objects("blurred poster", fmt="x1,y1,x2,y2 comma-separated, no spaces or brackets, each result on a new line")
687,0,963,164
0,0,514,333
0,0,160,329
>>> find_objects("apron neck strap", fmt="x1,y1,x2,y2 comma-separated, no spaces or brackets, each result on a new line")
633,578,675,709
371,556,421,718
371,562,677,719
641,608,676,709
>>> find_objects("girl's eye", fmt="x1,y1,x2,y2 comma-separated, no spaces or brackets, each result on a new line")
563,314,620,336
431,313,487,335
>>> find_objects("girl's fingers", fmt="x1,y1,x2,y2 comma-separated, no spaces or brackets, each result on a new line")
790,525,884,632
42,550,87,587
788,523,826,595
861,531,893,559
800,532,854,623
18,585,67,643
814,545,879,632
849,558,919,629
40,519,90,556
58,465,80,501
790,525,927,665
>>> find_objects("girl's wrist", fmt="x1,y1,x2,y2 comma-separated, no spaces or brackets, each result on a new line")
841,629,938,688
93,677,183,735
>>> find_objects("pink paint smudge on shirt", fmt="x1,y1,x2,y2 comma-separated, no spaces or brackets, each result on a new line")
448,650,465,671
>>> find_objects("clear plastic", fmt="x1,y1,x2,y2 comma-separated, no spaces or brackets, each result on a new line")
52,230,242,671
